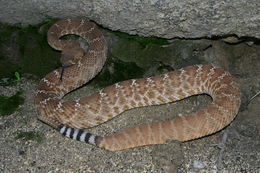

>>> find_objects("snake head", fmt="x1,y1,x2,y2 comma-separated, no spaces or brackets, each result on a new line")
60,40,84,66
59,40,85,81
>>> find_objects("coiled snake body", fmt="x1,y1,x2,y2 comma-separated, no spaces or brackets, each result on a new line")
34,19,241,151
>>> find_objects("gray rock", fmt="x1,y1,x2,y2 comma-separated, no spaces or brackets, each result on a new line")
0,0,259,38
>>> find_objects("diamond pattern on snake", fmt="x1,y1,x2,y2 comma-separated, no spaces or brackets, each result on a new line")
34,18,241,151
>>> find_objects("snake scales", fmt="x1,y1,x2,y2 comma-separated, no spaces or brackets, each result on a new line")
34,18,241,151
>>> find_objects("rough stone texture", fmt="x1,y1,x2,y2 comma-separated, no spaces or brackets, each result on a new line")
0,0,259,38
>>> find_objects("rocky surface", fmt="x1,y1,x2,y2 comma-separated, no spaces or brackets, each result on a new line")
0,0,260,38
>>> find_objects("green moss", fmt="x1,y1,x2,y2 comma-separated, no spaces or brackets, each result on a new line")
111,38,143,63
114,32,169,48
0,91,24,116
111,38,201,71
0,72,22,86
0,24,18,43
17,23,60,77
0,24,20,78
15,131,44,143
91,55,145,88
0,20,60,78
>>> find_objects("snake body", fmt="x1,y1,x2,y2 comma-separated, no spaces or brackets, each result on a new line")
34,19,241,151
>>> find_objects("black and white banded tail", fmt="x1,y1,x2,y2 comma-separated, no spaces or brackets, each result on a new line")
58,124,100,146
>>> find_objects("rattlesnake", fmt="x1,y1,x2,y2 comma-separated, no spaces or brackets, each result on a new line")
34,18,241,151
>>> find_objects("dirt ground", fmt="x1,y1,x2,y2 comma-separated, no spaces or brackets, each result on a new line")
0,26,259,173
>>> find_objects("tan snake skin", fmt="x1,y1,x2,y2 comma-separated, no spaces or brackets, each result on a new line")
34,18,241,151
